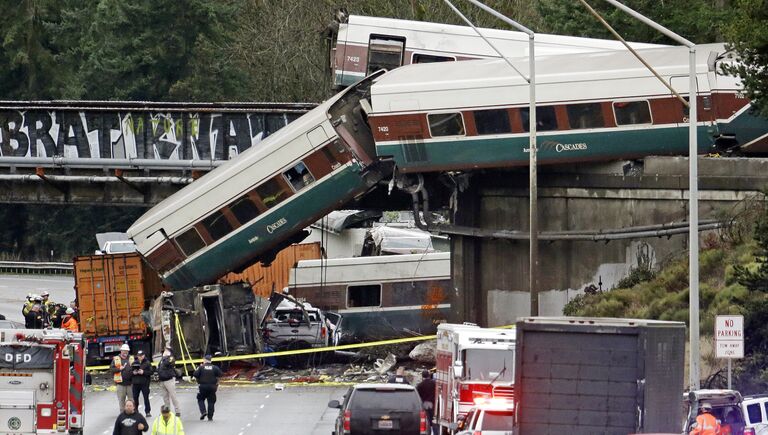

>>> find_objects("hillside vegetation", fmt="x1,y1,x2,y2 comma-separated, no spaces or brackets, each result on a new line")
565,194,768,392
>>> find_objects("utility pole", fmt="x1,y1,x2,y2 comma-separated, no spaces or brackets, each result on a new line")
444,0,539,315
591,0,700,390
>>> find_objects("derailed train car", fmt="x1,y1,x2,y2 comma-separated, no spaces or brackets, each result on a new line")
286,252,452,341
128,72,389,289
130,43,768,290
367,43,768,174
160,283,264,360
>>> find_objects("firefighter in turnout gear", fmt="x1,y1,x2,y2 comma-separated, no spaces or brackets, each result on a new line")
111,344,135,413
24,303,45,329
689,402,720,435
193,354,223,421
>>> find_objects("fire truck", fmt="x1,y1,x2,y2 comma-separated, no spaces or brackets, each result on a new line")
0,329,86,434
435,323,515,433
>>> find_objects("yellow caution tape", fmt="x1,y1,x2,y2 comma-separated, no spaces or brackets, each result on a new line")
86,323,515,372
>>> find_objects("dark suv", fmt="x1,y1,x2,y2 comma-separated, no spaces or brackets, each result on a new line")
328,383,429,434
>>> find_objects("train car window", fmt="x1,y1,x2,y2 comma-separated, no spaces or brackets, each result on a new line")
202,210,233,241
613,100,652,125
283,161,315,192
520,106,558,132
347,284,382,308
255,177,291,209
367,36,405,75
175,228,206,257
413,53,456,64
474,109,512,135
428,113,465,137
566,103,605,129
230,195,260,225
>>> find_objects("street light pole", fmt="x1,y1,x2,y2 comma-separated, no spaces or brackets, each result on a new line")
448,0,539,315
598,0,700,390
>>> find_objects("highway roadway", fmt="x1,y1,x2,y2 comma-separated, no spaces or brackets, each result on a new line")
0,274,76,322
0,274,349,434
85,382,346,435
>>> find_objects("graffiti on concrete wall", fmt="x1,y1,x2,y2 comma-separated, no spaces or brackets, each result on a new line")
0,110,302,160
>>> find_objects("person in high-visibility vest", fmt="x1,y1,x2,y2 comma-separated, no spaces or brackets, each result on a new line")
151,405,185,435
689,402,720,435
62,308,79,332
110,344,134,413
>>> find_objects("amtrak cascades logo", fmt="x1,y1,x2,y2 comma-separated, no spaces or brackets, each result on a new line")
555,142,588,153
8,417,21,430
266,218,287,234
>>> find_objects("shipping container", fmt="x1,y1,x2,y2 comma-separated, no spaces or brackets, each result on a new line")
73,253,166,364
219,243,322,298
514,317,685,435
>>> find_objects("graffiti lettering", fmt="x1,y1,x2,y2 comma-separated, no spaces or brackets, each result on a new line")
0,109,298,160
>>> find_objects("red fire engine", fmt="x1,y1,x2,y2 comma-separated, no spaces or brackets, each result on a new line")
0,329,86,434
435,323,515,433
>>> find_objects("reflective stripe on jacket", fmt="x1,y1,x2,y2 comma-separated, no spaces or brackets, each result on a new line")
151,415,185,435
690,413,720,435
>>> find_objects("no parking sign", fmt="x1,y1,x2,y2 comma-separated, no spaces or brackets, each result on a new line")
715,315,744,359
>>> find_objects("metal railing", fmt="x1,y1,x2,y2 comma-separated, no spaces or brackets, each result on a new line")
0,261,73,275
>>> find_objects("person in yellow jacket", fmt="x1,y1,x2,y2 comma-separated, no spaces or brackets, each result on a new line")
151,405,184,435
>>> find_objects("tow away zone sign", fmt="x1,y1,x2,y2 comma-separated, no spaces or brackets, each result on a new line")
715,315,744,359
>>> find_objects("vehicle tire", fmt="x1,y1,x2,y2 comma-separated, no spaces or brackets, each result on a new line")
276,341,312,369
69,429,83,434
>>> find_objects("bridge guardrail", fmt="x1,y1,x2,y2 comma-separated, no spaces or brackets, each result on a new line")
0,261,73,275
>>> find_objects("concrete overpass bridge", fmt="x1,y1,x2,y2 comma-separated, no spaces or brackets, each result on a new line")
440,156,768,325
2,102,766,326
0,100,315,205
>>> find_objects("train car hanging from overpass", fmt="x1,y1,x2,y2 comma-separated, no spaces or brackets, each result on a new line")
127,72,390,290
366,43,768,173
327,12,665,89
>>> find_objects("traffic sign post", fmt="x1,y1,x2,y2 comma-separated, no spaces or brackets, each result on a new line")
715,315,744,389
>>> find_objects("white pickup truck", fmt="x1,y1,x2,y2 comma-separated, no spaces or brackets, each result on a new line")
260,292,342,353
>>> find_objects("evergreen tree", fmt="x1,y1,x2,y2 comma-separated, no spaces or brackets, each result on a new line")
0,0,68,99
722,0,768,118
734,196,768,292
535,0,729,44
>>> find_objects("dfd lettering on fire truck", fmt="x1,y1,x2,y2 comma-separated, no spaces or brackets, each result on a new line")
0,328,86,434
435,323,515,433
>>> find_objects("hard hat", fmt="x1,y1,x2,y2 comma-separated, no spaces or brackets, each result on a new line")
120,344,130,352
700,402,713,411
41,291,50,297
32,295,42,302
66,307,75,314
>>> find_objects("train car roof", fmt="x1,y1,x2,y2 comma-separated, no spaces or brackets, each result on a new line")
127,95,340,238
369,43,729,110
346,14,666,54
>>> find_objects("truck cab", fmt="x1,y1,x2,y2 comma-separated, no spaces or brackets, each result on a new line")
0,329,86,434
435,323,516,434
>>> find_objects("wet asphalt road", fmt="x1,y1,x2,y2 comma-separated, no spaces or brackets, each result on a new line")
0,275,350,434
85,382,348,435
0,274,76,323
